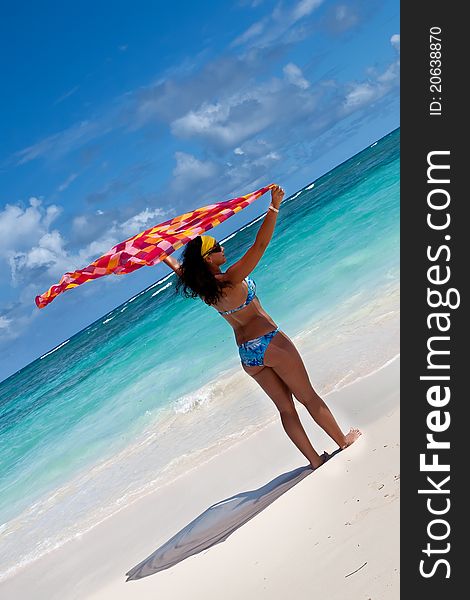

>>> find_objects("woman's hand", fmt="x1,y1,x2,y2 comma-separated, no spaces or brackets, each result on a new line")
270,184,285,209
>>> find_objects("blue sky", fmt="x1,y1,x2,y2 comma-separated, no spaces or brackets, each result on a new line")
0,0,399,381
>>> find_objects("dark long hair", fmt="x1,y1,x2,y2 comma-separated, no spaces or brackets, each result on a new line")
175,236,232,305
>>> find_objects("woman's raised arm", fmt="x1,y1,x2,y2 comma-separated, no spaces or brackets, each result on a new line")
223,184,284,284
162,256,182,277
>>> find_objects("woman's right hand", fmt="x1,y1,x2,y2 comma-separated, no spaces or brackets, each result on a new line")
270,184,285,209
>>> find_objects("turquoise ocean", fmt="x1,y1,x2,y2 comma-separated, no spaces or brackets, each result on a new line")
0,128,400,580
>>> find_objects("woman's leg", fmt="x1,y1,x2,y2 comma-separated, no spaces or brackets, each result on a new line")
264,331,361,449
243,364,325,468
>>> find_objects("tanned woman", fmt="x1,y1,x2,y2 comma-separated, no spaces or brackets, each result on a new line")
163,185,361,469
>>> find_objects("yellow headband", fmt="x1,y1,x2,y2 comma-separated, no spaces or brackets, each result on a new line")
200,235,217,257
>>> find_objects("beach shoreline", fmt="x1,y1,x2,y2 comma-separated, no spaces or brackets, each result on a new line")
0,357,400,599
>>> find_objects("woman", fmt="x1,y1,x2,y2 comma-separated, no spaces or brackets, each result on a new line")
163,184,361,469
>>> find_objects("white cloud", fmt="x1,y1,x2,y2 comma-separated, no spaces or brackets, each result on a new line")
332,4,359,30
172,103,228,138
0,315,12,330
170,79,293,149
119,208,168,237
14,120,102,165
343,83,378,110
57,172,78,192
230,138,274,162
76,236,120,266
171,152,219,191
8,230,68,284
76,207,171,262
27,231,65,266
44,205,61,227
0,198,62,254
283,63,310,89
232,0,324,49
377,61,400,84
5,203,170,287
72,215,89,231
292,0,324,22
342,34,400,114
172,98,272,146
252,151,281,167
168,68,320,159
231,19,267,47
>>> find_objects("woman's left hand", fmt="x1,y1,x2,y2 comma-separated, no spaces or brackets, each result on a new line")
271,185,285,209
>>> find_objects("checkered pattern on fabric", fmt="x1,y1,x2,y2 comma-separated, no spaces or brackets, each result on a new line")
35,184,275,308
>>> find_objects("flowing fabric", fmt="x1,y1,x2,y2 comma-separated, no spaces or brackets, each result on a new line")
35,184,275,308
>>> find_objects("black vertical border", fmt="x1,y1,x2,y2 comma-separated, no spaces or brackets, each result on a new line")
401,3,465,596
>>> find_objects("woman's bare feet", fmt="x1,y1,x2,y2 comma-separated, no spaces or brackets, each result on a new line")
340,427,362,449
309,451,330,471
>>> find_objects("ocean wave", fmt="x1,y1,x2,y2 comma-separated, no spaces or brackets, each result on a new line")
102,316,115,324
220,232,237,244
151,281,173,297
287,190,302,202
148,272,174,291
305,183,315,190
173,383,217,414
39,340,70,360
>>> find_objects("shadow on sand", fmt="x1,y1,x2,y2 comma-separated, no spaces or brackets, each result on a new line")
126,449,340,581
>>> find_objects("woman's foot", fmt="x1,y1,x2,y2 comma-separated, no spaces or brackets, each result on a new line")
340,427,362,449
309,451,330,471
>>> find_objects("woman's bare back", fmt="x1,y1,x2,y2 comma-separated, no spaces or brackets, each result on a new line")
211,274,278,344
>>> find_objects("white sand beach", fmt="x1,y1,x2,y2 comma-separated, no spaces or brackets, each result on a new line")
0,358,399,600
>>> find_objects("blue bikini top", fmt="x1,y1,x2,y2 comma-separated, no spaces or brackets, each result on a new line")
218,276,256,315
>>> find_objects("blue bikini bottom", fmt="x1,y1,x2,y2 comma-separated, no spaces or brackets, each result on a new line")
238,327,280,367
